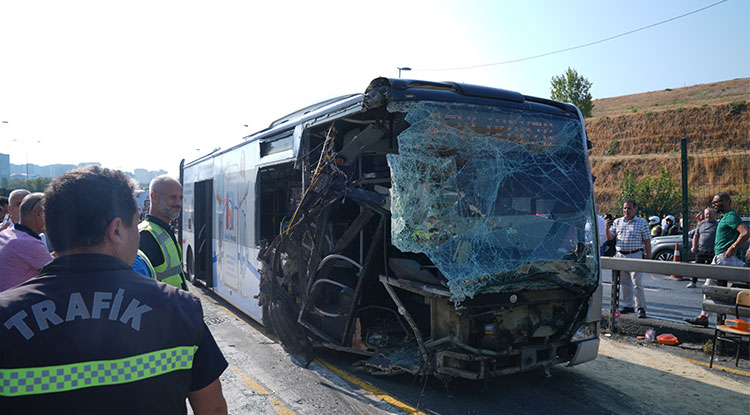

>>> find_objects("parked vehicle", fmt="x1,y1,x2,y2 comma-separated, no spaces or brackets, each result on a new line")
180,77,602,380
650,218,750,261
650,229,696,261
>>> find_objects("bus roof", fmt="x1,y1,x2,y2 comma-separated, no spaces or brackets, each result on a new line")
184,77,581,167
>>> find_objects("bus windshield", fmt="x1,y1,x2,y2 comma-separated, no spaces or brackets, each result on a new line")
386,100,598,301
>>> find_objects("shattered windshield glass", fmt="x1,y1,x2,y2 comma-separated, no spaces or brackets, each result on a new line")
387,101,598,301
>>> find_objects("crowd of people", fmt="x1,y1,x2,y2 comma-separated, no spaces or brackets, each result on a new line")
646,214,681,237
1,164,749,411
684,192,749,327
597,193,749,324
0,166,227,414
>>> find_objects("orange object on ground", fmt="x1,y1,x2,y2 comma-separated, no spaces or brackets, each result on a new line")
725,318,750,332
669,243,683,280
656,333,679,345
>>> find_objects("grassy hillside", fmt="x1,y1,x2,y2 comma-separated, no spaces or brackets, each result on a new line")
586,78,750,215
590,78,750,118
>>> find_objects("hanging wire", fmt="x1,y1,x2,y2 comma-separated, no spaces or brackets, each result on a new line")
417,0,728,72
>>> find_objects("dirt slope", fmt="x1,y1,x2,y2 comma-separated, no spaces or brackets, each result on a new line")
585,78,750,214
591,78,750,119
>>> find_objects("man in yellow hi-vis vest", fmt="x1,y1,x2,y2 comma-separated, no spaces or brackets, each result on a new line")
139,175,188,290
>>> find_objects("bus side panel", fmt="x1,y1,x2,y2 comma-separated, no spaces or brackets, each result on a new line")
212,144,264,321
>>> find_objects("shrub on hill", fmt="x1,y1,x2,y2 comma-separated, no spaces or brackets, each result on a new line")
616,167,687,216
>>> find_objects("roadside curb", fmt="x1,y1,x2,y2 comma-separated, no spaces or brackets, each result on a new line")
601,312,714,345
600,312,750,375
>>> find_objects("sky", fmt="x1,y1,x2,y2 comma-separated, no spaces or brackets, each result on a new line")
1,0,748,178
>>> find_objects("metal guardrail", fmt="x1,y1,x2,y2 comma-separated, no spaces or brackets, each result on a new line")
599,257,749,332
600,257,750,283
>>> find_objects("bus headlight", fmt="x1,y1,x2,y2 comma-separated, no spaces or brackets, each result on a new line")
570,322,598,342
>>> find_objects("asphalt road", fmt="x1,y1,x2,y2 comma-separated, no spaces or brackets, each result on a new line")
191,283,749,415
601,269,705,324
191,289,396,415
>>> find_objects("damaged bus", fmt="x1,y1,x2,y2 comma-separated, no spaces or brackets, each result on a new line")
181,77,601,380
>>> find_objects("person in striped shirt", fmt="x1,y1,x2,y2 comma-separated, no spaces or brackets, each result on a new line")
606,198,652,319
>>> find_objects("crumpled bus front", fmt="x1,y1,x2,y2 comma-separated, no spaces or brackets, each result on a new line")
387,101,598,302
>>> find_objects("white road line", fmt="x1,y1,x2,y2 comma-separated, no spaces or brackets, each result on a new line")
601,282,659,292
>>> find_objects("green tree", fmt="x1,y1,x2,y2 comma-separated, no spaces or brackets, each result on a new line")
733,189,750,217
615,167,687,216
550,67,594,117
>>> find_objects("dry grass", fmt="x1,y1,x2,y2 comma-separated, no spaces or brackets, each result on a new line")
591,78,750,119
587,103,749,156
586,79,750,213
591,153,750,211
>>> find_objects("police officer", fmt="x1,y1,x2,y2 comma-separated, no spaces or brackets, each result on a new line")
139,175,189,290
0,166,228,414
647,215,662,237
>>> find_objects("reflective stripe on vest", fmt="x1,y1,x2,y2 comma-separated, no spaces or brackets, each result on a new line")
138,221,187,290
0,345,198,397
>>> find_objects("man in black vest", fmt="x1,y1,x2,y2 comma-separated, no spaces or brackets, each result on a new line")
0,166,228,414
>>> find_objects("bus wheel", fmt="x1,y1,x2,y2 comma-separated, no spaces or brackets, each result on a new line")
261,300,271,329
268,298,309,355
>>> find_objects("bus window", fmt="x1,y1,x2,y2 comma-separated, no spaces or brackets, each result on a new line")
256,163,300,244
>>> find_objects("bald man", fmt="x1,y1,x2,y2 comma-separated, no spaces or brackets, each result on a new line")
1,189,30,231
0,193,53,291
138,175,188,290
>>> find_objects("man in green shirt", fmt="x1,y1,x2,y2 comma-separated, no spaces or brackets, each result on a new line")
711,192,748,263
685,192,748,327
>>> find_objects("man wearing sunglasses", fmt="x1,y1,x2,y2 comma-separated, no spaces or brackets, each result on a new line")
685,192,749,327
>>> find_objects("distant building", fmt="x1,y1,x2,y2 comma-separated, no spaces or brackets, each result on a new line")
11,163,78,178
134,168,150,184
10,163,40,180
46,164,77,178
0,153,9,180
5,160,162,184
133,169,167,187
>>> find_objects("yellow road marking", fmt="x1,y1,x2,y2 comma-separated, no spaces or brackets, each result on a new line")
315,358,427,415
231,366,270,395
205,290,410,414
270,397,296,415
679,356,750,377
230,367,297,414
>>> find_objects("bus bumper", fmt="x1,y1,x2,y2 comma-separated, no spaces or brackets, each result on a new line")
568,338,600,366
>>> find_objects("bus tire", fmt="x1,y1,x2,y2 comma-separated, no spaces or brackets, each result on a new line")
268,298,309,355
261,301,271,328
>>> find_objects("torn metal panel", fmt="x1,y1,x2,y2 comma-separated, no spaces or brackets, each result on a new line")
365,345,421,375
386,101,598,301
338,124,386,166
